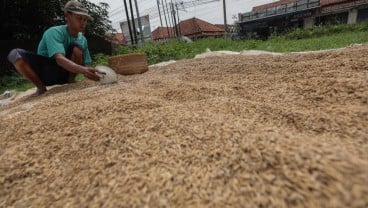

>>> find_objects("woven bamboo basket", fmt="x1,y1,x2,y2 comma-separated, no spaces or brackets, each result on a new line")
108,53,148,75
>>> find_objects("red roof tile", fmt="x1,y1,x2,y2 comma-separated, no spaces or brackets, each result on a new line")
178,17,224,37
151,27,175,40
106,33,126,44
320,0,364,6
152,18,224,40
321,0,368,10
114,33,125,42
214,24,225,30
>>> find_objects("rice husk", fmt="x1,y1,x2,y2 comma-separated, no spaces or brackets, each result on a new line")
1,44,367,207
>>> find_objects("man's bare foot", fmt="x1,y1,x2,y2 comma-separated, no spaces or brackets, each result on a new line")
33,88,47,96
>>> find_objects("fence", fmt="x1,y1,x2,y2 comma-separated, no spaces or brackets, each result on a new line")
239,0,320,22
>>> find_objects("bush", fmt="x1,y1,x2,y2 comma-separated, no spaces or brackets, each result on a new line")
283,23,367,40
114,45,133,55
91,53,109,66
115,40,202,65
0,74,33,94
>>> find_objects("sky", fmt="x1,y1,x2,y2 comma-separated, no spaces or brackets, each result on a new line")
89,0,278,32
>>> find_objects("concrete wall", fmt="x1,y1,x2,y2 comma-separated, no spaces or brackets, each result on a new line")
304,17,315,28
348,8,358,24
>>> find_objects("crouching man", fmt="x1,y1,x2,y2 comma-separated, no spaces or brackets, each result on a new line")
7,0,100,96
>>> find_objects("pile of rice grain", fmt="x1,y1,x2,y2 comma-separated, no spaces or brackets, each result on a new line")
0,44,367,207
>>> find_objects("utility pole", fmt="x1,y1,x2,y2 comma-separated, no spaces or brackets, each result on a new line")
170,1,178,38
123,0,134,45
164,0,174,38
157,0,163,27
128,0,138,45
223,0,227,38
161,0,171,39
175,3,182,37
133,0,144,44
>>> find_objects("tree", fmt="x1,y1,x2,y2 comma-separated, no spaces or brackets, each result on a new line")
81,0,115,37
0,0,113,41
0,0,114,76
0,0,61,40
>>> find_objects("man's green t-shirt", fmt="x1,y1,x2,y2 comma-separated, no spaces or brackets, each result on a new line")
37,25,92,65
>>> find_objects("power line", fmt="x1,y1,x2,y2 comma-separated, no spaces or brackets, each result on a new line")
109,0,224,32
157,0,164,27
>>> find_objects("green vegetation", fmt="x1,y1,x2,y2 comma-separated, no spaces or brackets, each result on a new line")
113,22,368,64
257,29,368,52
0,72,86,94
283,22,368,40
1,22,367,94
0,74,34,93
0,0,114,94
1,0,113,42
90,53,109,66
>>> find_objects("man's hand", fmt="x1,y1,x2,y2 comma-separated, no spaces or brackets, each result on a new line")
54,54,101,81
83,67,101,81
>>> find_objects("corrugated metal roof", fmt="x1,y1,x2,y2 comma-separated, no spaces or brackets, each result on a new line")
253,0,297,11
320,0,349,6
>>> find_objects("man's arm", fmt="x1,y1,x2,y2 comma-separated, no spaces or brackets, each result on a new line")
54,53,100,81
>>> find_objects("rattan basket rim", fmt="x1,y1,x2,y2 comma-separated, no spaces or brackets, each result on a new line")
108,53,146,60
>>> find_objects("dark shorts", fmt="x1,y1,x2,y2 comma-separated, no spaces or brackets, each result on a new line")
7,44,83,86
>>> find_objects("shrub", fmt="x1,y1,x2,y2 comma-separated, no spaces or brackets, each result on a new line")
91,53,109,66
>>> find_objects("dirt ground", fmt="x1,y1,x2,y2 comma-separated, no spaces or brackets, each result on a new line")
0,44,367,207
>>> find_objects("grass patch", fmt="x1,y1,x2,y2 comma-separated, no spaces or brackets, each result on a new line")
258,30,368,52
114,22,367,65
0,74,34,94
0,54,105,94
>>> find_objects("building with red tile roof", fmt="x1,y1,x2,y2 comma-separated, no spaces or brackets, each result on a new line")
151,27,176,41
114,33,126,43
151,17,224,41
176,18,224,39
214,24,226,30
106,33,127,45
